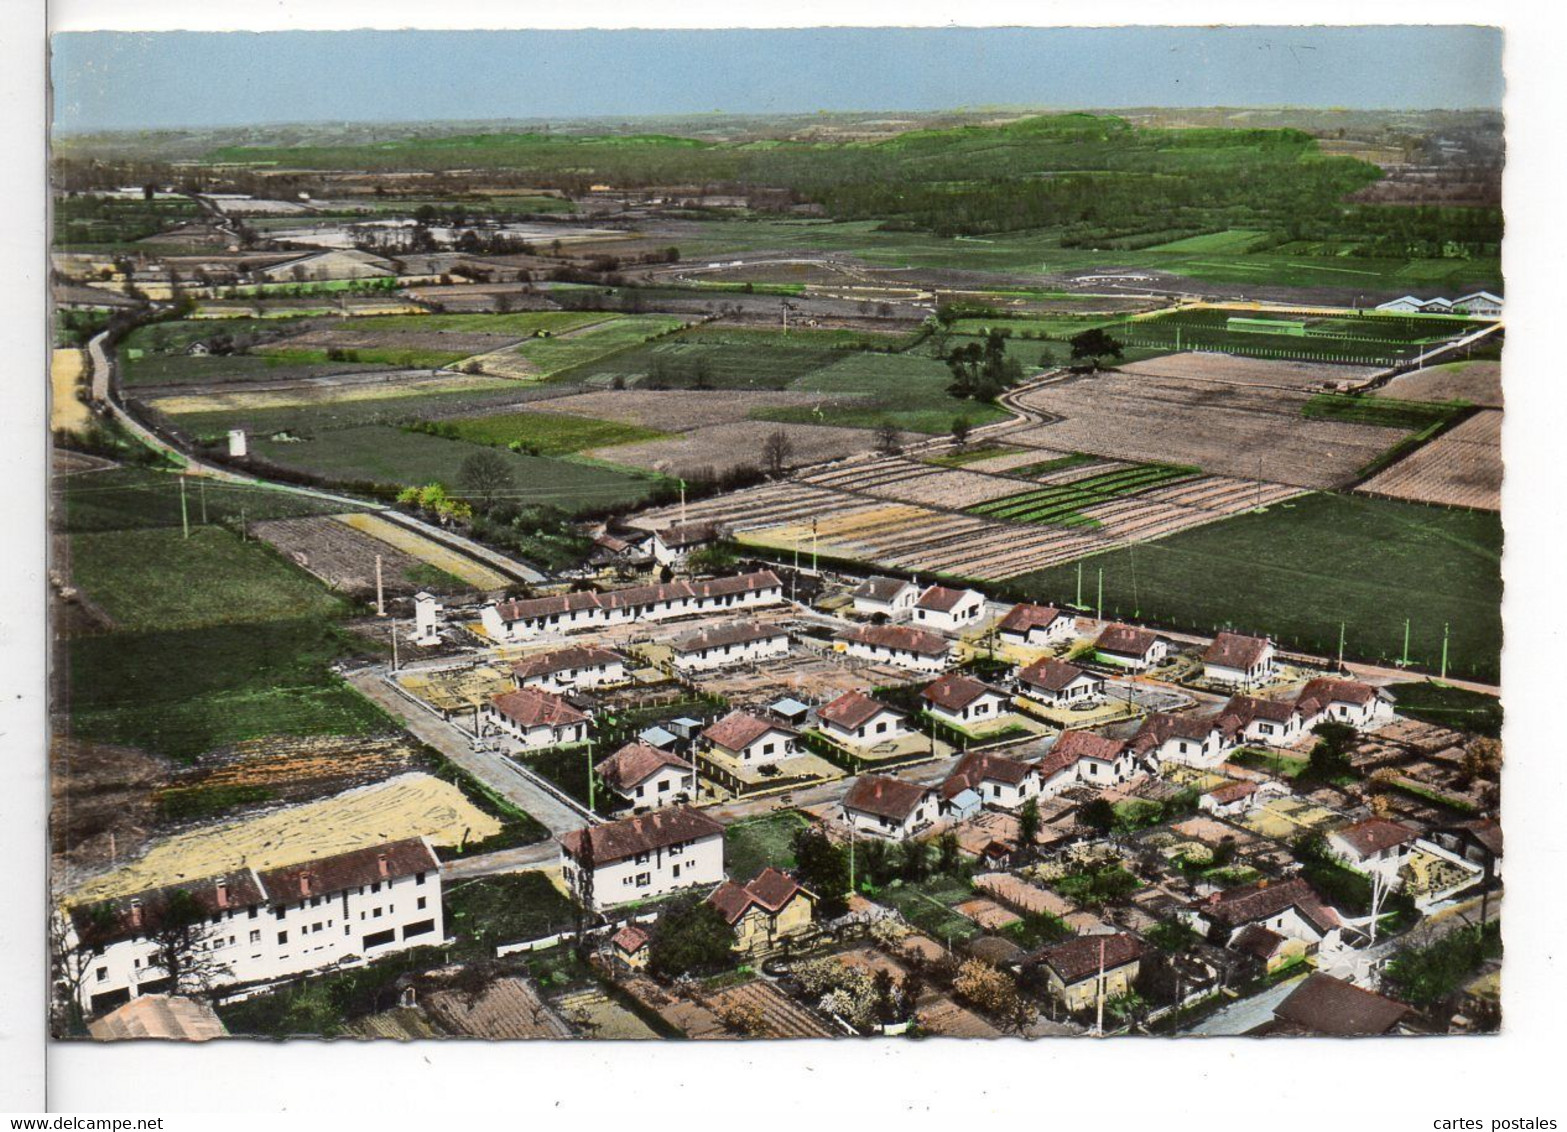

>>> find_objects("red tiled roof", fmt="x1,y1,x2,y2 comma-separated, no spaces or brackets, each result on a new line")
70,869,267,948
560,807,725,867
490,687,590,729
1017,657,1096,694
612,924,649,954
1036,932,1144,984
702,710,794,752
657,521,719,548
1192,876,1341,936
853,576,916,603
494,589,602,623
706,867,807,925
999,603,1068,636
1231,923,1287,962
843,775,933,822
840,623,952,657
258,838,438,904
818,690,900,731
921,672,999,712
1095,623,1159,657
1203,632,1272,670
598,580,693,610
916,584,979,613
1224,694,1298,726
1205,780,1259,805
1331,818,1418,858
595,741,693,791
1052,728,1127,764
1272,973,1411,1036
942,749,1033,799
1129,711,1230,756
512,645,624,681
1296,677,1379,717
672,620,787,654
691,570,782,599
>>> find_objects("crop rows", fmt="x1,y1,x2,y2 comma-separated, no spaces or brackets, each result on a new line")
968,464,1201,527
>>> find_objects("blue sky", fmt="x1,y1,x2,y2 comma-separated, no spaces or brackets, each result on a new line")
51,26,1503,133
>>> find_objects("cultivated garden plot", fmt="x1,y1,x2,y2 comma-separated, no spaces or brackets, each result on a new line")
335,514,512,590
1358,409,1502,511
145,371,517,416
523,388,850,432
1377,360,1503,408
591,419,887,477
251,515,475,595
1112,352,1382,391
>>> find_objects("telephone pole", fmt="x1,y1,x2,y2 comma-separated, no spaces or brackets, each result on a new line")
1440,622,1450,680
1076,561,1083,607
1400,618,1411,667
1337,621,1346,672
179,476,190,539
1096,567,1104,622
374,555,386,617
199,477,208,525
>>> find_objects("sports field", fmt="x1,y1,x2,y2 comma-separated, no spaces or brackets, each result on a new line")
1005,491,1502,682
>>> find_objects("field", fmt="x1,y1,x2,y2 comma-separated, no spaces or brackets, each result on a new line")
435,409,668,455
335,513,512,589
1358,409,1502,511
1112,307,1484,364
53,193,201,249
56,466,370,534
1385,681,1503,738
251,515,476,595
481,315,689,380
144,372,519,416
759,352,1012,434
723,811,811,881
967,463,1201,529
1301,393,1466,433
597,419,889,478
1378,360,1503,409
1008,491,1503,682
51,349,92,432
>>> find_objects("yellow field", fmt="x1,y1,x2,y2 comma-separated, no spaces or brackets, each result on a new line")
740,504,930,555
396,663,514,715
67,773,499,907
335,513,510,589
51,349,91,432
147,373,515,415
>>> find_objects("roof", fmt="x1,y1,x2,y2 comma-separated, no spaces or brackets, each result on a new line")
1453,817,1503,858
818,689,901,731
769,696,811,718
88,995,228,1042
639,726,678,748
1192,876,1341,936
1230,924,1288,962
671,620,786,654
842,775,933,822
1129,711,1233,756
921,672,1000,712
840,623,952,657
1049,728,1127,767
560,807,726,867
258,838,438,904
1095,623,1160,657
706,867,808,925
1455,290,1503,304
490,687,590,729
942,749,1033,799
1331,817,1419,858
1017,657,1097,694
702,710,795,752
511,645,624,681
1272,973,1411,1036
998,603,1069,636
70,869,268,948
916,584,980,613
1203,632,1272,671
1296,677,1378,716
493,588,603,623
1035,932,1144,984
595,741,693,791
611,924,649,954
598,580,693,611
656,521,719,548
691,570,782,599
852,576,916,603
1205,780,1259,805
1224,694,1298,726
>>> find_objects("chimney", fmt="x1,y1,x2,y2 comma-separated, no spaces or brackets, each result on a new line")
129,899,143,929
299,874,312,897
216,880,229,909
377,853,390,879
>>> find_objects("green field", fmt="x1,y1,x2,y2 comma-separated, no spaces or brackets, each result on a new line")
1146,229,1271,254
69,526,351,631
968,463,1200,528
723,811,811,882
1004,452,1100,478
53,193,200,249
1302,393,1467,431
923,444,1026,468
756,351,1011,434
1109,307,1485,364
514,315,688,379
330,310,610,335
434,410,668,454
123,353,389,387
1005,492,1502,682
519,745,622,817
1385,681,1503,738
57,466,369,534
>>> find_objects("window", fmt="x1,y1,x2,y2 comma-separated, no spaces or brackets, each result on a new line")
402,919,435,940
658,779,671,793
635,852,650,865
274,907,286,920
417,897,427,910
277,931,288,945
248,906,258,919
249,930,261,944
363,929,396,949
371,881,381,894
672,864,681,879
669,843,683,857
636,873,652,887
373,907,383,918
416,872,427,886
95,966,108,983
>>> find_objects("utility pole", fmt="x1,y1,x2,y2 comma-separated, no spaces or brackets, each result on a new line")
679,479,687,526
811,518,819,573
179,475,190,539
1096,568,1104,622
1094,936,1107,1037
1440,622,1450,681
587,737,595,813
390,620,400,673
1400,618,1411,668
199,477,208,525
1076,561,1083,608
1337,621,1346,672
374,555,386,617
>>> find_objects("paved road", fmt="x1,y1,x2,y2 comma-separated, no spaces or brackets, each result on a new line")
1179,974,1307,1036
346,669,589,836
441,841,561,879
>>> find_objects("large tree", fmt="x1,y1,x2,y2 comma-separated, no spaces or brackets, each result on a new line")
457,449,516,505
762,429,795,478
1068,328,1124,368
647,894,736,981
791,825,850,919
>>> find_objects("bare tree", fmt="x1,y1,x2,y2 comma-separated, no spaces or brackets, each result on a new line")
762,429,795,478
874,420,902,456
457,449,516,504
144,888,234,1000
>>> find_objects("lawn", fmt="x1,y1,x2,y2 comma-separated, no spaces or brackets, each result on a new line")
1005,492,1503,683
518,744,622,817
62,619,389,763
444,872,580,960
724,811,812,882
1386,681,1502,738
434,410,668,455
758,352,1011,434
68,526,351,631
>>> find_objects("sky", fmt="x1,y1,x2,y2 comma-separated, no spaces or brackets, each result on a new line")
50,25,1504,133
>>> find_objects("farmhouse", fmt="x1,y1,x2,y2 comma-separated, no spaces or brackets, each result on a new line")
921,672,1010,730
841,775,938,841
1028,933,1145,1014
511,645,629,693
66,838,443,1015
483,687,591,751
912,585,987,634
851,575,921,618
700,711,800,765
1183,876,1343,954
595,741,697,811
1201,632,1277,689
1016,657,1104,708
1294,678,1394,732
839,623,953,674
559,807,726,910
706,867,815,955
1266,973,1413,1036
1044,729,1137,791
940,749,1037,813
669,621,790,674
651,521,720,567
815,690,908,749
1094,624,1169,670
1326,818,1420,875
997,603,1077,649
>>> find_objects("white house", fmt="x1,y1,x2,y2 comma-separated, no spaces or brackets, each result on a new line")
940,750,1037,813
920,672,1009,730
997,603,1077,649
911,585,987,634
481,570,785,642
815,690,907,749
669,621,790,674
1375,295,1425,314
1197,779,1286,817
851,576,921,619
841,775,938,842
1294,678,1394,732
412,592,443,646
687,571,785,614
66,839,443,1016
511,645,629,694
1220,694,1307,748
1452,291,1503,318
1128,711,1239,772
1325,818,1420,877
481,589,606,642
1034,729,1138,796
839,623,953,674
559,807,726,910
1182,876,1343,954
482,687,591,751
700,711,799,765
1015,657,1103,708
1094,623,1169,670
594,741,697,811
651,522,719,568
1201,632,1277,689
